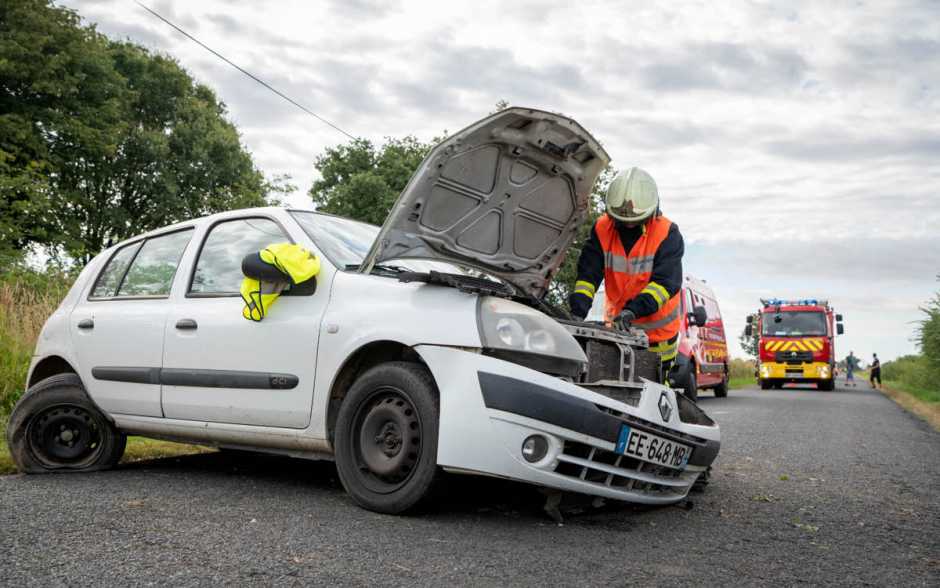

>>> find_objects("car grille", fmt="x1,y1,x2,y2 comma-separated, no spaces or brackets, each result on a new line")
776,350,813,364
553,440,696,496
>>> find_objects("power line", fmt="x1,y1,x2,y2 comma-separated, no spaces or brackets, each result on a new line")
134,1,358,141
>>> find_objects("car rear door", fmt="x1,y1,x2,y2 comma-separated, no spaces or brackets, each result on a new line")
160,215,328,429
70,228,195,417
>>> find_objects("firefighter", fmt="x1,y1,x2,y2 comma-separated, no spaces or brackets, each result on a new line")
569,167,684,374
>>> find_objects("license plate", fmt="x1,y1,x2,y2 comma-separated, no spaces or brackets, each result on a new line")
615,425,692,470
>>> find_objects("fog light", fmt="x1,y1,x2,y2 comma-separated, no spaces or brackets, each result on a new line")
521,435,549,463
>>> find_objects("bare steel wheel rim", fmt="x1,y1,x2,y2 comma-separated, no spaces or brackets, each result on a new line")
27,404,104,468
351,387,422,494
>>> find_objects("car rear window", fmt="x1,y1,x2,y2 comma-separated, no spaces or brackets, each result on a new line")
90,242,142,298
190,217,289,294
90,229,193,299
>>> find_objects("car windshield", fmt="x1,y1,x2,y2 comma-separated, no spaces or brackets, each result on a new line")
289,211,483,276
762,311,827,336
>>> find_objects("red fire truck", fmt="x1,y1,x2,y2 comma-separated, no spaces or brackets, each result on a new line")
746,299,844,390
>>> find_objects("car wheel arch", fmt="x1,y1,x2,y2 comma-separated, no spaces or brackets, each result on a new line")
325,340,429,443
28,355,78,389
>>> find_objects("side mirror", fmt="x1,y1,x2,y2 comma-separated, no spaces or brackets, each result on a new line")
837,324,844,335
746,315,753,324
745,325,753,337
836,314,843,322
691,305,707,327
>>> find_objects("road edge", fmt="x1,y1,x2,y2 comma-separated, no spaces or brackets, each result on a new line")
877,385,940,432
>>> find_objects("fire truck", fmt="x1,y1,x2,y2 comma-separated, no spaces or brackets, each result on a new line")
746,299,844,391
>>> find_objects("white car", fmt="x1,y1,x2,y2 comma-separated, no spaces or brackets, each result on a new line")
8,108,719,514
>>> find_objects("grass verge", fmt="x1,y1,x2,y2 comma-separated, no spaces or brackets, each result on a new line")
878,382,940,432
729,376,754,390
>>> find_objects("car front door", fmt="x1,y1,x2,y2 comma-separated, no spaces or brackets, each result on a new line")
70,228,195,417
161,215,328,429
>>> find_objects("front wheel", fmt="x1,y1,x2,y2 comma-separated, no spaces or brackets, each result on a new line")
760,378,772,390
683,370,698,401
334,362,440,514
818,379,835,391
7,374,126,473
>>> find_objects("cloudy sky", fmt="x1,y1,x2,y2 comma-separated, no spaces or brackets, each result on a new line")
63,0,939,361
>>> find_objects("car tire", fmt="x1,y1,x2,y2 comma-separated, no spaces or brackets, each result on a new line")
713,369,729,398
6,374,126,474
818,379,835,391
683,370,698,402
334,361,440,514
760,379,772,390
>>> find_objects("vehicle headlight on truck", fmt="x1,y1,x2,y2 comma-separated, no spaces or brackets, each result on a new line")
477,297,586,375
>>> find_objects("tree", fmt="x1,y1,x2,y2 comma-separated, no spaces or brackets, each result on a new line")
1,1,283,264
309,136,433,226
739,315,760,358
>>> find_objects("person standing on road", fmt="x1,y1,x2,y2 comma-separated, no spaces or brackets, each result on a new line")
845,351,859,387
568,167,684,375
870,353,882,388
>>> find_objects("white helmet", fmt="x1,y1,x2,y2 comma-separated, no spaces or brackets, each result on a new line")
605,167,659,224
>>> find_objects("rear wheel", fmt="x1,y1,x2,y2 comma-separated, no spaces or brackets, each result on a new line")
334,362,440,514
7,374,126,474
713,367,729,398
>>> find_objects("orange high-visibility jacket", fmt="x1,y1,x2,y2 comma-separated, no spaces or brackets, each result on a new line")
595,213,681,344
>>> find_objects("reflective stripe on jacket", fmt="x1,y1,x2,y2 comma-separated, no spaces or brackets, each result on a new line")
596,213,681,345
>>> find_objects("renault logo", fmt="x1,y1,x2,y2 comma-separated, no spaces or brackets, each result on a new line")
791,351,797,357
658,392,673,422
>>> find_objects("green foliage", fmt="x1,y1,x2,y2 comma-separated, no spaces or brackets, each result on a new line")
918,281,940,375
882,354,939,404
309,137,433,226
1,0,284,263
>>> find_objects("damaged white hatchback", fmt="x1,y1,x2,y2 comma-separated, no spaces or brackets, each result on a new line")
9,108,719,514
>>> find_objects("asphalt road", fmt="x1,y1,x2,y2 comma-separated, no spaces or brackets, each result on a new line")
2,379,938,587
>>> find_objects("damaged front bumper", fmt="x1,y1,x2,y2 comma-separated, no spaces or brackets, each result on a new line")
416,345,721,505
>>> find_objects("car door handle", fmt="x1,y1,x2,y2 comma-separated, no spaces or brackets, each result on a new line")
77,318,94,330
175,319,198,330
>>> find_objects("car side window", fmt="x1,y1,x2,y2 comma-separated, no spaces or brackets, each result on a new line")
118,229,194,297
90,242,143,298
190,218,289,295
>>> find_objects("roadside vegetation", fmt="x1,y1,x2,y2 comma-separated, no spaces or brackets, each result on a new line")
728,357,756,390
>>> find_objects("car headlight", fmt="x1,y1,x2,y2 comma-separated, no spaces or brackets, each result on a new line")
760,365,770,377
477,297,586,374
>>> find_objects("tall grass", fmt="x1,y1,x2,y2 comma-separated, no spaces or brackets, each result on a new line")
882,354,939,404
728,357,755,389
0,271,72,414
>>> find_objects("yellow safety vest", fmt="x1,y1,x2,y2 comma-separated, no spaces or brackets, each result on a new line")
241,243,320,321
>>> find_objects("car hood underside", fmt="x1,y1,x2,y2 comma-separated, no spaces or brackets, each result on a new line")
362,107,610,299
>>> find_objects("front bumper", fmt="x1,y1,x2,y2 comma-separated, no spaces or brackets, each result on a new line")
760,361,831,381
415,345,721,505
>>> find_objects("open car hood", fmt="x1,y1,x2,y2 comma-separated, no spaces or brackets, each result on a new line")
361,107,610,299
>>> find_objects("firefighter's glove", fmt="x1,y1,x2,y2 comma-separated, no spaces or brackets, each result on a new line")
614,309,636,330
569,292,592,319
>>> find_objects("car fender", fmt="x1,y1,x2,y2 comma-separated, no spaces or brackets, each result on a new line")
307,270,482,438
